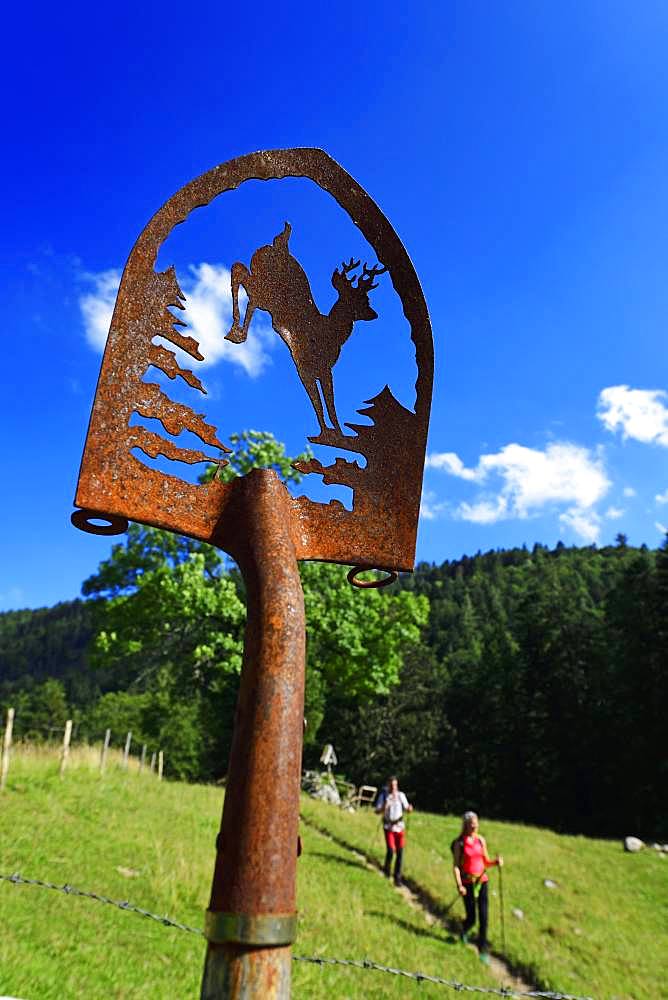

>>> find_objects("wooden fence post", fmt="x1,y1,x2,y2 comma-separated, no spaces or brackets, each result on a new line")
139,744,147,774
1,707,15,792
122,731,132,769
158,750,164,781
150,751,156,774
100,729,111,774
59,720,73,778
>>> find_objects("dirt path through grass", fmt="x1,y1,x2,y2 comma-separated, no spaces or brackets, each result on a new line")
394,880,530,994
301,812,535,996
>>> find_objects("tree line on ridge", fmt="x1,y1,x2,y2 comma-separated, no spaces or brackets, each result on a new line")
1,433,665,838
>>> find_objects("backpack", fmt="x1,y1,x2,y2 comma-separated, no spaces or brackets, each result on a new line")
374,786,388,811
385,796,404,825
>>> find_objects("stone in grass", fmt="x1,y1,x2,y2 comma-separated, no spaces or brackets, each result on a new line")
316,782,340,806
543,878,558,889
512,907,524,920
301,769,341,806
624,836,644,853
116,866,140,878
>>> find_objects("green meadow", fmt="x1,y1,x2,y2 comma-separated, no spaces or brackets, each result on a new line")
0,748,666,999
301,797,668,1000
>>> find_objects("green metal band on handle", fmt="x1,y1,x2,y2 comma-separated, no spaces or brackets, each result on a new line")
204,910,298,946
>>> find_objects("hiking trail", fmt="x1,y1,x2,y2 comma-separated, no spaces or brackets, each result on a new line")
301,812,535,995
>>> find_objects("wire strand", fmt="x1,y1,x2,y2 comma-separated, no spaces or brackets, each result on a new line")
0,871,594,1000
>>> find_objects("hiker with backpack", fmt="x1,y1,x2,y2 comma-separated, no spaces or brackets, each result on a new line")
376,775,413,886
452,810,503,964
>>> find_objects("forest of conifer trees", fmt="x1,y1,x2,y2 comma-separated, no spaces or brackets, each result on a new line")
1,536,666,839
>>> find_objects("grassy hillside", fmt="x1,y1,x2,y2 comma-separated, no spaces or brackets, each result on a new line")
1,749,666,999
301,797,668,1000
0,749,497,999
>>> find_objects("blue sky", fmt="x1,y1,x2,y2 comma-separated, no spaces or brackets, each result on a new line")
3,1,668,611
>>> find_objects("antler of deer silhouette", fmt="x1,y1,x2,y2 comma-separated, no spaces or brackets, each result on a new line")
225,223,387,438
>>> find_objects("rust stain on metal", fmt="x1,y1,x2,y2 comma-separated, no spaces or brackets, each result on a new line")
71,148,433,576
209,472,304,918
72,149,435,998
200,470,305,997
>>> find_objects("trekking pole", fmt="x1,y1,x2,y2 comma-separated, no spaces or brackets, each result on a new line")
442,891,463,915
402,811,409,866
498,862,506,952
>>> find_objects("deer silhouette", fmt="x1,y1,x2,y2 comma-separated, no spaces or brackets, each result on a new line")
225,223,386,437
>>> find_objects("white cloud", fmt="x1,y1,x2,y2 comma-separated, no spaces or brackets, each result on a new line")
598,385,668,447
79,269,121,350
458,497,508,524
419,489,447,521
429,441,609,514
425,452,479,480
656,521,668,536
426,440,611,541
479,443,609,514
559,508,601,544
655,489,668,505
604,506,624,520
623,486,636,498
78,263,274,378
180,263,273,377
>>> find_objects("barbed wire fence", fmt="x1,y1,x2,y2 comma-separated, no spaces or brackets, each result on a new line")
1,710,596,999
0,872,593,1000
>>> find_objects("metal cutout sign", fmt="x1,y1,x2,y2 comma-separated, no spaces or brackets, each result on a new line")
71,148,433,575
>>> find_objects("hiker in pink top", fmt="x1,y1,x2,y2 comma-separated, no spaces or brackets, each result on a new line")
452,811,503,963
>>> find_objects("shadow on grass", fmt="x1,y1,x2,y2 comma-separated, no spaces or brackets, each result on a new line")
365,910,454,945
300,811,545,993
307,850,368,871
301,813,463,931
